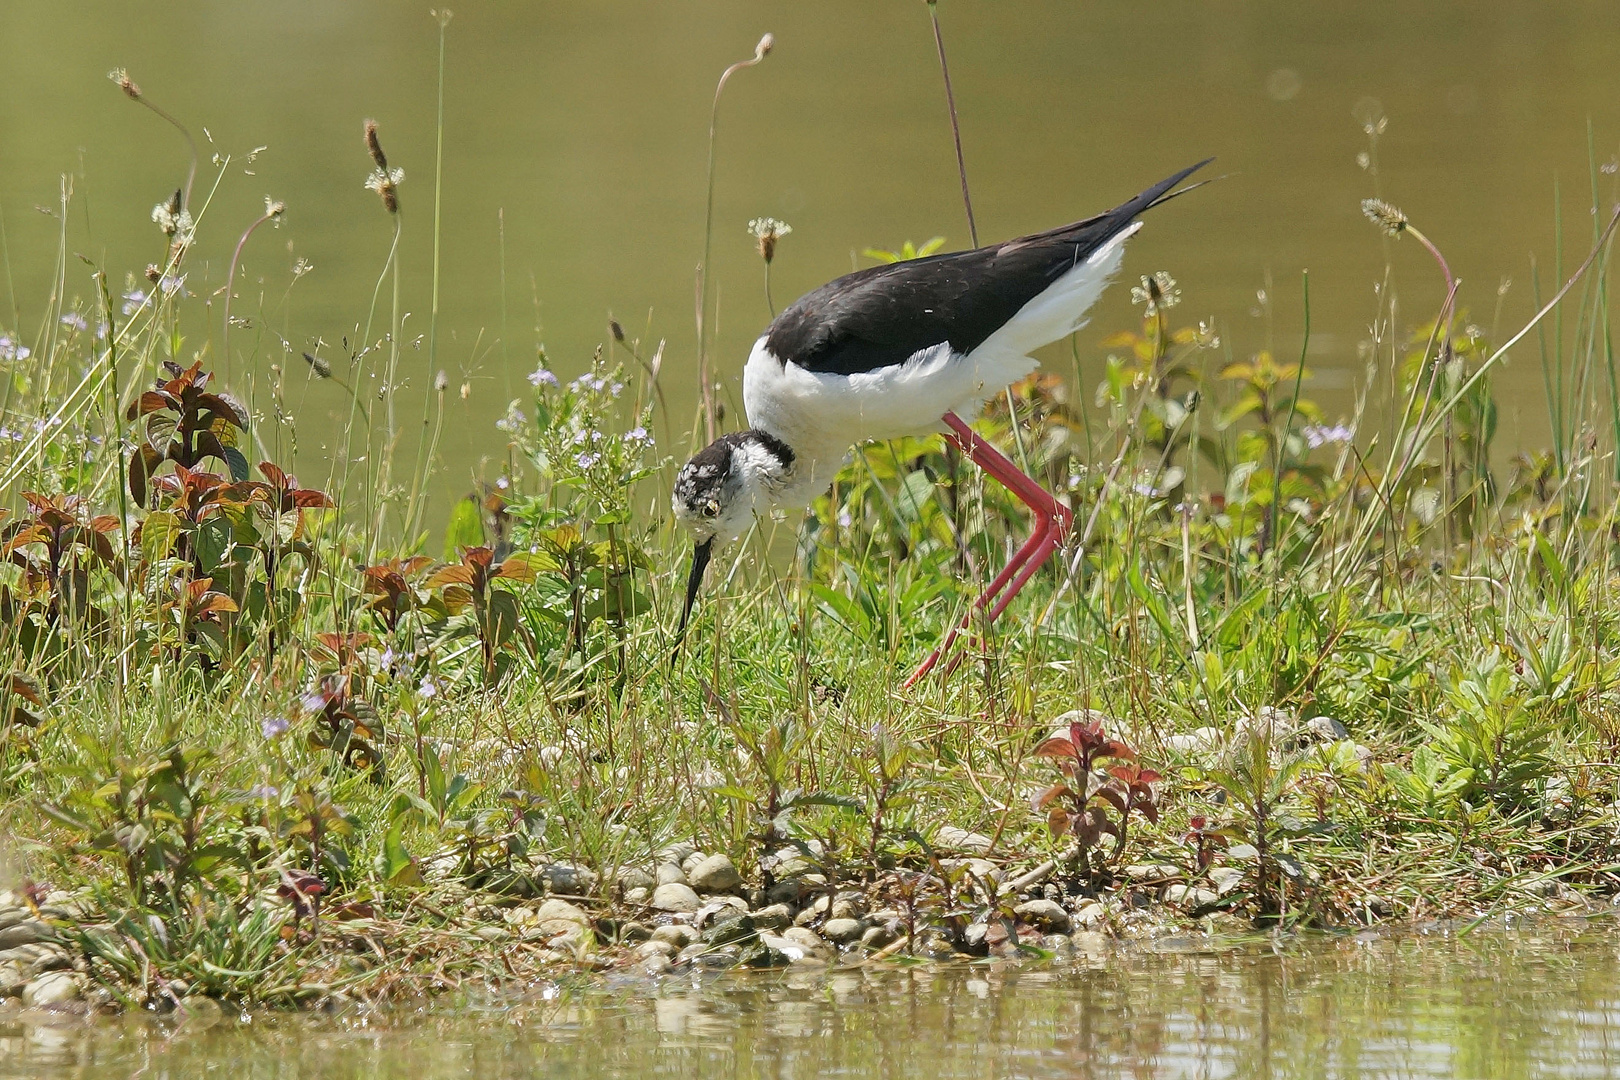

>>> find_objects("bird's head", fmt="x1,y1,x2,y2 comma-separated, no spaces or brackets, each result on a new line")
670,430,794,648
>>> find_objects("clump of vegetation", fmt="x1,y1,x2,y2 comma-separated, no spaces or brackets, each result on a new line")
4,40,1620,1016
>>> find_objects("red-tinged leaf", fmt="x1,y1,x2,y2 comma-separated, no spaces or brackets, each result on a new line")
494,553,540,582
1135,769,1162,785
402,555,433,575
425,565,474,588
1094,787,1129,818
194,593,239,616
89,515,121,534
1030,782,1072,812
128,390,175,421
292,489,334,509
8,673,44,706
1099,739,1138,762
462,546,495,570
1033,734,1079,760
1140,803,1161,825
257,460,289,488
1047,805,1071,837
187,577,214,600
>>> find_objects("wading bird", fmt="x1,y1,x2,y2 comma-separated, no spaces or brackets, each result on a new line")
673,160,1209,685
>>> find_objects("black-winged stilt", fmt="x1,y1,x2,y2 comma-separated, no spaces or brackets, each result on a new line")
674,160,1210,685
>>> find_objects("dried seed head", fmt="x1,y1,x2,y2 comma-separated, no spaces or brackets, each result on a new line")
301,352,333,379
364,119,388,171
754,33,774,60
108,68,141,99
434,369,449,393
609,319,626,343
145,264,162,283
747,217,792,264
459,382,471,400
1361,198,1408,237
264,196,287,221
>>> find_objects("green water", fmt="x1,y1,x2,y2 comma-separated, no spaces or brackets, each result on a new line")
3,1,1620,508
4,924,1620,1078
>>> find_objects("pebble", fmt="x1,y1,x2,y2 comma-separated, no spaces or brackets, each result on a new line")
0,920,54,951
765,879,805,905
860,924,897,951
794,897,830,927
680,851,708,877
1208,867,1247,895
474,926,509,942
1165,884,1220,911
658,842,697,865
778,926,832,958
828,896,865,921
1165,727,1222,756
1013,898,1072,933
640,954,673,976
651,883,701,913
656,863,688,887
750,904,793,931
178,996,224,1027
1123,862,1183,883
1071,930,1110,955
625,887,649,905
688,854,743,894
821,918,867,945
1303,715,1350,741
934,826,994,854
615,868,656,892
540,863,598,895
1073,902,1107,929
22,972,79,1008
650,924,698,949
533,899,591,935
637,940,675,959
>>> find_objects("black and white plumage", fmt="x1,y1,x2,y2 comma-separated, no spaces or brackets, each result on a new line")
673,160,1210,662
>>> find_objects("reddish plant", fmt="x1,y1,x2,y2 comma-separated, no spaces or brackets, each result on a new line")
1031,712,1162,868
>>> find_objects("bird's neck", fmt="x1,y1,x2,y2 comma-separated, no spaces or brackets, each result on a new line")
737,427,844,515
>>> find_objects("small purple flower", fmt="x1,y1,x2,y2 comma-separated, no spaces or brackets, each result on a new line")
60,312,88,332
625,426,651,446
121,290,148,316
249,784,280,800
158,273,187,297
262,716,290,739
379,646,397,668
527,366,558,388
0,335,30,361
300,690,328,713
1302,423,1354,449
575,451,600,469
418,676,438,700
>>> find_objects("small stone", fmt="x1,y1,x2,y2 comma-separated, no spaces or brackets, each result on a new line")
778,926,832,958
1303,715,1350,741
1073,902,1107,929
640,954,673,976
1124,862,1183,884
828,896,864,921
934,825,994,854
1014,898,1072,933
0,962,25,997
765,879,805,905
177,995,224,1027
540,863,598,895
681,851,708,876
618,921,652,942
794,896,830,927
638,940,676,959
625,888,649,905
1208,867,1246,895
534,899,592,935
650,924,698,949
751,904,793,931
688,854,743,894
656,863,688,887
1071,930,1110,954
859,924,897,951
22,971,79,1008
758,932,818,964
615,868,656,892
651,883,702,913
1165,727,1222,755
0,920,54,950
474,926,509,942
941,857,1000,882
657,842,697,865
820,917,867,945
1164,884,1220,911
694,896,749,928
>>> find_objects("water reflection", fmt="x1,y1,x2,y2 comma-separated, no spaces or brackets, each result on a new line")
4,923,1620,1077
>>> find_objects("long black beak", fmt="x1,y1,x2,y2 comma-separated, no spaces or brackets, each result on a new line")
672,538,713,660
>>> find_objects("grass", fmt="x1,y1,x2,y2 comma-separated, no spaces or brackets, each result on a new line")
4,45,1620,1014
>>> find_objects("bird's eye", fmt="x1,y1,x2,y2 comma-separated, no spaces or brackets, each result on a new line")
703,499,721,518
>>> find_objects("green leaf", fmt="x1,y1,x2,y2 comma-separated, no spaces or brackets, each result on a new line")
141,511,183,564
442,497,484,562
383,817,423,886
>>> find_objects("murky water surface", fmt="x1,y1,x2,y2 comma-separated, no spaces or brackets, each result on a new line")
3,1,1620,497
6,924,1620,1078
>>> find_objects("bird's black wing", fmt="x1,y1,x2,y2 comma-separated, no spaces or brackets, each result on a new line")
764,160,1210,377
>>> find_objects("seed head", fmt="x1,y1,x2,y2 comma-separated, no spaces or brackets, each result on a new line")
301,352,333,379
363,119,388,171
1361,198,1408,237
108,68,141,99
1130,271,1181,315
434,369,449,393
609,318,626,344
264,196,287,220
747,217,792,264
754,33,774,61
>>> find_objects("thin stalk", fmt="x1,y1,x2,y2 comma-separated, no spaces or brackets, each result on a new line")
222,202,284,383
697,34,774,443
1267,271,1309,579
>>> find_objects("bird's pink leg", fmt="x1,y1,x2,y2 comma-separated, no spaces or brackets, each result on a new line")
905,412,1074,688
